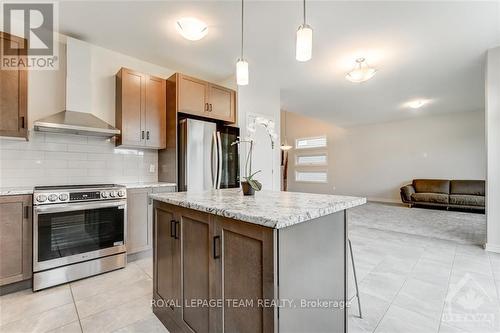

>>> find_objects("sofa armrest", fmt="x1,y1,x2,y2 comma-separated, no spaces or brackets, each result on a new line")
400,185,415,203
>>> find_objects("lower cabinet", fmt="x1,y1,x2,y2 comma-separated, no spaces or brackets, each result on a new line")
127,188,152,254
127,186,177,254
153,202,275,333
0,195,32,286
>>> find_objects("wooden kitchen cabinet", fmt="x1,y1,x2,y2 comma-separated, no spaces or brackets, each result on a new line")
116,68,166,149
153,202,274,333
175,73,236,123
0,195,32,286
213,215,275,333
0,32,28,140
154,202,181,322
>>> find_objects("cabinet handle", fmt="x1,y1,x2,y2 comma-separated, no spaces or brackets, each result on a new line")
24,205,30,219
141,131,145,140
170,220,176,238
205,103,209,111
209,104,213,112
20,116,25,129
175,221,179,239
213,235,221,259
146,131,150,140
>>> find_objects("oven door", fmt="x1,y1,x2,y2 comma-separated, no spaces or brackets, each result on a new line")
33,200,127,272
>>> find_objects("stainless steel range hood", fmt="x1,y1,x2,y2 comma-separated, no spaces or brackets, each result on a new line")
34,37,120,138
34,110,120,137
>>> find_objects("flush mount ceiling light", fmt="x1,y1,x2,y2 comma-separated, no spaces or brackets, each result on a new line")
345,58,377,83
176,17,208,41
406,99,430,109
296,0,313,62
236,0,249,85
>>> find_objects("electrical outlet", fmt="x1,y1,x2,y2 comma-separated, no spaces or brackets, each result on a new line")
149,164,156,173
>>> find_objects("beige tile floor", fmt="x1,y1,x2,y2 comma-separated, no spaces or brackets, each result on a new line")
1,224,499,333
348,224,500,333
0,257,167,333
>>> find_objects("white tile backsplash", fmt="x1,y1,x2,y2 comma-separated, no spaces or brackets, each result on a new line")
0,131,158,188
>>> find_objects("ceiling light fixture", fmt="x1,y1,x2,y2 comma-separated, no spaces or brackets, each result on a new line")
345,58,377,83
296,0,312,62
176,17,208,41
406,99,430,109
236,0,249,86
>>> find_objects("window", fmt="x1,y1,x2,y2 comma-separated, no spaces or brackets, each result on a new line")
296,154,327,166
295,171,328,183
295,136,327,149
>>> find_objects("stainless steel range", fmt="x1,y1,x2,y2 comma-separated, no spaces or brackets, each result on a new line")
33,184,127,291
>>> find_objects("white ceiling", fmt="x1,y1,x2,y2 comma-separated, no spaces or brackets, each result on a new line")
59,1,500,127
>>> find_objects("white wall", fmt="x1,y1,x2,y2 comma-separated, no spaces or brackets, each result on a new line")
237,71,281,190
284,110,486,202
486,46,500,253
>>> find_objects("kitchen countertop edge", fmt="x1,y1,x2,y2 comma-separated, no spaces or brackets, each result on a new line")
150,189,366,229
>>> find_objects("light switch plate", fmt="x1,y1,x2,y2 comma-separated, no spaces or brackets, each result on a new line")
149,164,156,173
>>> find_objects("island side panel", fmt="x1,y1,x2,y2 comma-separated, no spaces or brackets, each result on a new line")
278,210,347,333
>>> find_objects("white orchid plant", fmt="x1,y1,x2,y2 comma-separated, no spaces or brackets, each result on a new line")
231,117,278,191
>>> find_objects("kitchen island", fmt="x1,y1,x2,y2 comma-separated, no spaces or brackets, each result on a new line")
150,189,366,333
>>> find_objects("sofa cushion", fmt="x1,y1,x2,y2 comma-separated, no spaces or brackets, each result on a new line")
449,194,485,207
411,193,449,204
413,179,450,194
450,180,485,196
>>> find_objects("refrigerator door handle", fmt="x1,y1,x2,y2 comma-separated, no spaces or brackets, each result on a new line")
217,131,223,190
210,132,217,188
211,132,218,189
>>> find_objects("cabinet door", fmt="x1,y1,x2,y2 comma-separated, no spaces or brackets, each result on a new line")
178,208,214,333
178,74,208,117
0,32,28,139
145,75,166,149
154,203,180,315
208,84,235,123
127,188,152,254
117,68,146,147
213,216,275,333
0,195,32,286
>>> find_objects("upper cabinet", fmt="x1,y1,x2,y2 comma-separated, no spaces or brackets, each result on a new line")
115,68,166,149
0,32,28,140
176,73,236,123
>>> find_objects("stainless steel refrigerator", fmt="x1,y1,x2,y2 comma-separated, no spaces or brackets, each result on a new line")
178,118,240,192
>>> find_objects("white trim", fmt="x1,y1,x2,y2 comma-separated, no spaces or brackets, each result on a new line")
485,243,500,253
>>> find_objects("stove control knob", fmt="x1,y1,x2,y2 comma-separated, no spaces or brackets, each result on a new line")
37,194,47,203
101,191,109,198
117,190,125,197
48,194,58,202
59,193,69,201
109,191,116,198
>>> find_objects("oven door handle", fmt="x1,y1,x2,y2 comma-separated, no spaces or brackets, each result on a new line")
34,200,127,214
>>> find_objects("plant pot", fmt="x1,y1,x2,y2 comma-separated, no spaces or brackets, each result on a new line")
241,181,255,196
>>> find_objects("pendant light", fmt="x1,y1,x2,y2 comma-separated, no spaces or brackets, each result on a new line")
345,58,377,83
296,0,313,62
236,0,249,85
280,112,293,151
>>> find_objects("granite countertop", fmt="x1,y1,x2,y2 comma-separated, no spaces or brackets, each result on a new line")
121,182,177,189
0,187,34,196
150,188,366,229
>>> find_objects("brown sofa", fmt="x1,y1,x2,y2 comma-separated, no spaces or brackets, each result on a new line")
400,179,485,211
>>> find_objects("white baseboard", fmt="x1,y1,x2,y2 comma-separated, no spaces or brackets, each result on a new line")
485,243,500,253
